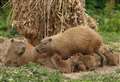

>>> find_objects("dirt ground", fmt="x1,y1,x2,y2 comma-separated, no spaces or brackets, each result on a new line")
63,65,120,79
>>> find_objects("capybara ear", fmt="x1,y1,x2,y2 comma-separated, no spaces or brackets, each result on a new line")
109,48,113,53
48,38,52,42
10,38,14,43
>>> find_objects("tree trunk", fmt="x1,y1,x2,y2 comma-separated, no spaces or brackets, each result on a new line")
11,0,92,45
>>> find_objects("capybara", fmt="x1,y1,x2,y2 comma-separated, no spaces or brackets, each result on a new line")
0,37,71,73
70,53,102,71
0,37,34,66
35,25,103,60
99,45,119,66
51,53,102,73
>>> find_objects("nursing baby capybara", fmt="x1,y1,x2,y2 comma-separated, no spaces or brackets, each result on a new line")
49,52,102,73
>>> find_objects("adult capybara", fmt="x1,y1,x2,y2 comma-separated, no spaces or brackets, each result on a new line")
35,25,103,59
99,45,119,66
0,37,34,66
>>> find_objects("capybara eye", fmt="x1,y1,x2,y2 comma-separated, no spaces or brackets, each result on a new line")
48,38,52,42
36,48,40,53
11,39,14,42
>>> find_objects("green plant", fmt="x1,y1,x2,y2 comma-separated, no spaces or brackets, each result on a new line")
98,11,120,32
0,63,63,82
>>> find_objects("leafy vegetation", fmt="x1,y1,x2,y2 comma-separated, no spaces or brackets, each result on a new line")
79,71,120,82
0,63,63,82
100,32,120,43
0,0,12,37
86,0,120,32
1,62,120,82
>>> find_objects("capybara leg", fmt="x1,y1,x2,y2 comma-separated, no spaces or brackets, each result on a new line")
73,61,86,72
51,55,72,73
96,52,107,66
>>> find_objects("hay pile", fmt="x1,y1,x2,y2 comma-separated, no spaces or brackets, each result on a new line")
11,0,88,45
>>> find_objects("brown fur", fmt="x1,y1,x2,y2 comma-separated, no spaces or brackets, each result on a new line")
35,53,57,69
0,38,71,73
35,25,103,59
36,53,85,73
50,54,73,73
70,53,101,71
99,45,119,66
0,37,35,66
39,52,102,73
0,37,103,73
1,37,51,67
0,37,102,73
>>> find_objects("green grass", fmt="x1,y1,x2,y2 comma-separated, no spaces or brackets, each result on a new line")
99,31,120,52
79,70,120,82
100,31,120,44
0,63,63,82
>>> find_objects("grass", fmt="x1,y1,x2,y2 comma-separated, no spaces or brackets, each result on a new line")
100,31,120,44
79,68,120,82
0,63,63,82
100,31,120,52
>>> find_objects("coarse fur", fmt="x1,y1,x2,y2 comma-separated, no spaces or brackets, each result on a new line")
70,53,101,71
0,37,72,73
0,37,102,73
35,25,103,59
0,37,35,66
0,38,26,65
99,45,119,66
0,37,71,73
50,53,102,73
1,37,51,67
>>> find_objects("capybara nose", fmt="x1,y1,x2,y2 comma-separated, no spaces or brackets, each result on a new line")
22,46,26,52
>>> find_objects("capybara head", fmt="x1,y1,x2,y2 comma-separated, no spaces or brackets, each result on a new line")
35,37,53,54
4,38,27,66
0,37,57,67
10,38,26,56
0,37,6,43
